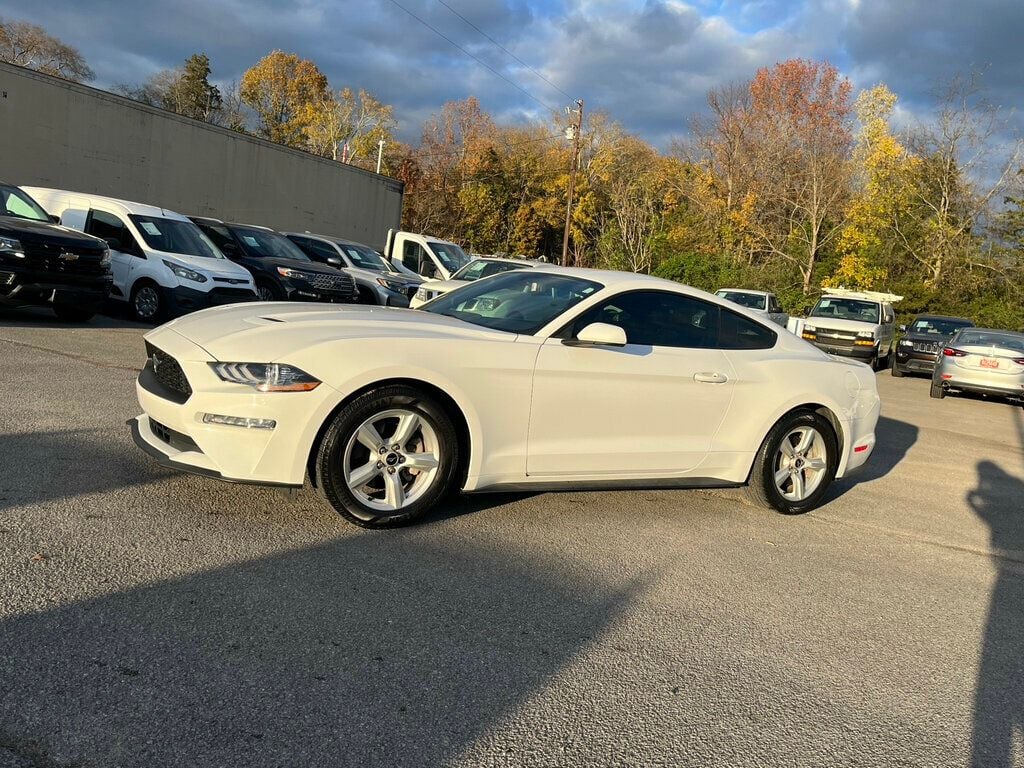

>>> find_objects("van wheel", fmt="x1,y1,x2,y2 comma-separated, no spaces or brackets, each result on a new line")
53,304,96,323
130,282,163,323
746,410,838,515
316,385,460,528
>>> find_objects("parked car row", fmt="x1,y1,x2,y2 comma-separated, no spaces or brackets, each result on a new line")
0,182,477,323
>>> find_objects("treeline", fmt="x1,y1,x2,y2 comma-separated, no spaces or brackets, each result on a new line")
2,17,1021,327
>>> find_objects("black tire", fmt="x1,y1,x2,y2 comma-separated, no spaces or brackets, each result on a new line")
930,381,946,399
891,361,905,378
53,304,96,323
129,281,164,323
316,385,460,528
357,286,377,305
745,410,839,515
256,280,282,302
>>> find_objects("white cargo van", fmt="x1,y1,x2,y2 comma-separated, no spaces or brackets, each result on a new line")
25,188,256,322
382,230,472,281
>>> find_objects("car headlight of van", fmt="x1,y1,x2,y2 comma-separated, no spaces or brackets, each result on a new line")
163,260,207,283
210,362,321,392
0,235,24,256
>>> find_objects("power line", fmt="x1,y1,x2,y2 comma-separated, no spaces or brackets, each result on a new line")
433,0,573,102
382,0,559,113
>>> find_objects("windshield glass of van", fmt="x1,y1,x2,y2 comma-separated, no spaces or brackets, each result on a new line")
716,291,766,310
809,298,880,323
1,186,50,223
428,241,471,273
130,215,224,258
233,227,310,261
423,271,601,334
340,244,391,272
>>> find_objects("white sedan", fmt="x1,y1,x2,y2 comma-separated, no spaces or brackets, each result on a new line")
130,268,880,528
410,257,538,308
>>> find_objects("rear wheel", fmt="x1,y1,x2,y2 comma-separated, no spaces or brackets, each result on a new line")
316,385,460,528
746,410,838,515
930,381,946,399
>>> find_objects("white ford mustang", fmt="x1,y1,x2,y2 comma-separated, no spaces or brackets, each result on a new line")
130,268,880,527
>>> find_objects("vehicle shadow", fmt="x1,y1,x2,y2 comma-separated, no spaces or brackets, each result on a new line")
0,428,173,513
0,532,646,767
827,415,918,499
970,409,1024,767
0,303,146,330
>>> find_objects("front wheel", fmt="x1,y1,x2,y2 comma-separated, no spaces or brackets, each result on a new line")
315,385,460,528
891,361,905,378
746,411,838,514
930,381,946,399
130,282,163,323
256,280,282,302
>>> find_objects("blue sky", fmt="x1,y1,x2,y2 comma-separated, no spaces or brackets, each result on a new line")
2,0,1021,148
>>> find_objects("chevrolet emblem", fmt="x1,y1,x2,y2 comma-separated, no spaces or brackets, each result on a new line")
58,251,79,261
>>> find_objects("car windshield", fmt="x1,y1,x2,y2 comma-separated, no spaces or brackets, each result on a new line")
911,317,974,336
809,298,880,323
428,241,471,272
233,227,310,261
339,244,391,272
716,291,767,310
129,215,224,259
0,185,50,222
423,271,601,334
954,330,1024,351
453,260,532,282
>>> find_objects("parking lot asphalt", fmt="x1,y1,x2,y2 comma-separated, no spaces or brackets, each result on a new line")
1,306,1022,768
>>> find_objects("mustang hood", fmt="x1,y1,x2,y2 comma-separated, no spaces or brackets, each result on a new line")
156,302,509,361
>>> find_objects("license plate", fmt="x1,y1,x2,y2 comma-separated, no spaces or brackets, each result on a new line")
980,358,999,369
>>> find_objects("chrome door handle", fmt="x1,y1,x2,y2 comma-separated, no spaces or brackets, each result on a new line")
694,372,729,384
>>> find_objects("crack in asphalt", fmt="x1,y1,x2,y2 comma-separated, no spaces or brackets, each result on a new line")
0,337,141,373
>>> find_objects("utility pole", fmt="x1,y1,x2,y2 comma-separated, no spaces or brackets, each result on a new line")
376,139,386,174
561,99,584,267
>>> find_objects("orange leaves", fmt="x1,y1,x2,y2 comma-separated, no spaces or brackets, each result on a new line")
240,51,329,146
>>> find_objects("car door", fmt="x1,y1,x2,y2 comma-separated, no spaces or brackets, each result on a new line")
84,209,143,296
527,290,736,477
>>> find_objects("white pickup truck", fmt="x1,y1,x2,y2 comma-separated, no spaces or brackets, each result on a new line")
382,230,472,281
715,288,790,327
790,288,902,370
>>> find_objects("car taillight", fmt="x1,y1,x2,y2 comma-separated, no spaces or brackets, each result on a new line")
1013,358,1024,366
942,347,967,357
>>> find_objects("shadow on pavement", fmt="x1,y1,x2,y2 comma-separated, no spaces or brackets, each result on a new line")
0,303,146,330
829,415,918,499
970,409,1024,767
0,532,646,767
0,429,173,513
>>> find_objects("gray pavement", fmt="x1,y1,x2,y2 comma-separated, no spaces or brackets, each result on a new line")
1,307,1022,767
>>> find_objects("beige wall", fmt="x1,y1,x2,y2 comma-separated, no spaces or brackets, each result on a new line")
0,62,403,250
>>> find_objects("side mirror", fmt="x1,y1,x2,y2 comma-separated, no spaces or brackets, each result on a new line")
49,214,61,224
563,322,627,348
220,241,239,257
327,256,343,267
898,324,907,333
419,259,437,279
104,237,122,251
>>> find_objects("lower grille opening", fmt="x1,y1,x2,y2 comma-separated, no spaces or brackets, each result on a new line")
150,419,201,453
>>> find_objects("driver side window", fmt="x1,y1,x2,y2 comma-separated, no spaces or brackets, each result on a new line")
402,242,424,272
564,290,719,349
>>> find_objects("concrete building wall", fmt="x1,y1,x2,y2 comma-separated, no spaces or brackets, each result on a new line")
0,62,403,250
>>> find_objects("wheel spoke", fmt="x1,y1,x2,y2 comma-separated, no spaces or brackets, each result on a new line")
383,471,406,509
392,412,421,448
790,470,805,500
805,457,827,471
774,467,791,488
347,461,380,488
404,452,439,472
795,429,815,454
356,423,385,452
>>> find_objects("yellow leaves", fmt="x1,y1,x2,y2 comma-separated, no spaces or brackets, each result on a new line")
240,51,329,146
823,254,887,290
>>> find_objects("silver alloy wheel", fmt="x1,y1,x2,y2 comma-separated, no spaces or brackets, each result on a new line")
134,286,160,319
773,426,828,502
342,408,441,519
257,285,276,302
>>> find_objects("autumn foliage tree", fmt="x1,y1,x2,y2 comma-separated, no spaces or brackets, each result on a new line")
240,51,329,146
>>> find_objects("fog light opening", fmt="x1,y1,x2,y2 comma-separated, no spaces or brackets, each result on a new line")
203,413,277,430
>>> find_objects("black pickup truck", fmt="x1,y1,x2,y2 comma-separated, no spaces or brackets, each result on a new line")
0,183,113,322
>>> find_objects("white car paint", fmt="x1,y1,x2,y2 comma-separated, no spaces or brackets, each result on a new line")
24,187,256,317
129,268,880,522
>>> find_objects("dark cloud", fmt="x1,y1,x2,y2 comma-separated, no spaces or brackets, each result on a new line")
1,0,1021,148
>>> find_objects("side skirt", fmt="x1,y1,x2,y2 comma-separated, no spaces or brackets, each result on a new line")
465,477,744,494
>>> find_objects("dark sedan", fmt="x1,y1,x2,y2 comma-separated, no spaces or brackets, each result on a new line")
892,314,974,377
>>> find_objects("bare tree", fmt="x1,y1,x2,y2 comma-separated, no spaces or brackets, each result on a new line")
0,17,93,81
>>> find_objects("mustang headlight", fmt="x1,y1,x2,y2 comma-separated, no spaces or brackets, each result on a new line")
163,259,207,283
0,235,24,256
377,277,406,291
210,362,321,392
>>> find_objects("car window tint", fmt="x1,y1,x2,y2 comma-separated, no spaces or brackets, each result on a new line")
306,239,340,263
567,291,720,349
719,307,777,349
86,210,136,252
402,242,424,272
